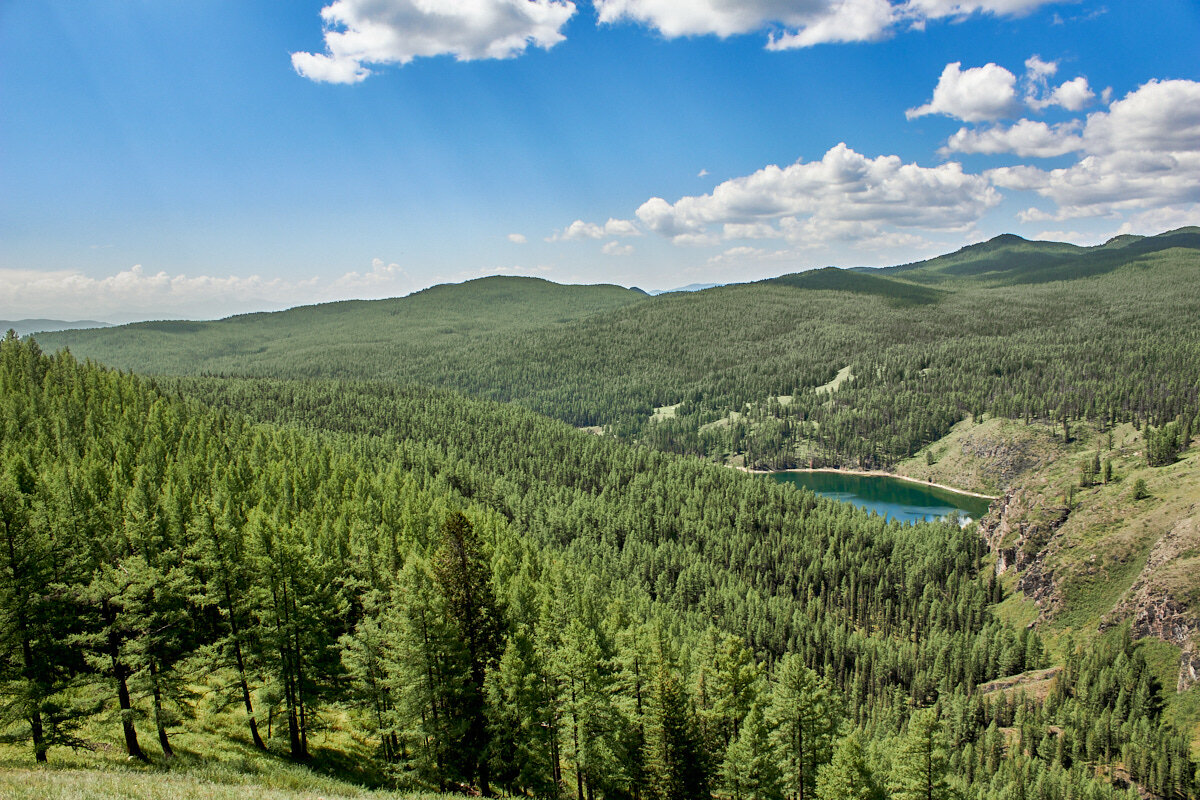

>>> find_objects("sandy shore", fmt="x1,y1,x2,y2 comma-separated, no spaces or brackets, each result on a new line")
735,465,1001,501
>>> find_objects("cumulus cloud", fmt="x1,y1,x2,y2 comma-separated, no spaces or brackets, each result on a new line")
943,119,1083,157
1040,76,1094,111
292,0,576,83
1,260,421,322
1083,79,1200,155
549,218,641,241
1114,205,1200,236
987,79,1200,219
1032,229,1099,245
906,62,1021,122
1022,56,1094,111
601,241,634,256
507,233,528,244
767,0,897,49
595,0,1063,48
634,143,999,247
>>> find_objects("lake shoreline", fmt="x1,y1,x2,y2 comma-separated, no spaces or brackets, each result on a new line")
735,465,1001,501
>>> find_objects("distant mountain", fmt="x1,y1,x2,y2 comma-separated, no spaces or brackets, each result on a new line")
647,282,722,295
31,276,649,378
1,318,112,337
30,228,1200,449
881,226,1200,285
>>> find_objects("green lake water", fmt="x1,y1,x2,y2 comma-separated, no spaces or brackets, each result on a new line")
767,471,993,525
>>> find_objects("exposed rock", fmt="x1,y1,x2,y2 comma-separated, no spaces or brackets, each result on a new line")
959,433,1045,489
1101,511,1200,690
979,488,1070,618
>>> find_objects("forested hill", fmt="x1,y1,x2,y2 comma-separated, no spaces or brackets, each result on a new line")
881,226,1200,286
3,335,1194,799
33,228,1200,469
30,276,647,379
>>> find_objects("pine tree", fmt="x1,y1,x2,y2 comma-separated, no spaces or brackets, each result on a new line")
888,708,952,800
722,702,784,800
768,654,840,800
644,659,710,800
815,733,877,800
0,456,57,762
432,511,503,794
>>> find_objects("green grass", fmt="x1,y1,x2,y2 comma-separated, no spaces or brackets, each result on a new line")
0,766,453,800
0,667,439,799
1166,683,1200,756
992,591,1041,631
1138,637,1184,695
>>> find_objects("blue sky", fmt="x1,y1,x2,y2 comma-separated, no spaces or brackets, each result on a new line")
2,1,1198,321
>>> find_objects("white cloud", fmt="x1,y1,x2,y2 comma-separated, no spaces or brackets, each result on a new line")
635,143,999,246
549,217,641,241
595,0,879,39
1023,54,1056,80
708,246,773,266
905,0,1059,16
595,0,1063,48
943,119,1083,157
723,222,782,240
291,51,371,84
906,62,1021,122
602,241,634,256
1022,56,1094,111
1032,229,1099,245
507,233,528,244
327,257,413,294
697,168,709,178
602,218,642,237
986,79,1200,219
1114,205,1200,236
0,260,423,322
292,0,577,84
766,0,897,49
1043,76,1094,111
1083,79,1200,155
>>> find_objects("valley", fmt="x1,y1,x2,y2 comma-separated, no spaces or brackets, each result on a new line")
5,229,1200,799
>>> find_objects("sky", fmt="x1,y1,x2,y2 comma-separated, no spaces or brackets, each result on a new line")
2,0,1198,322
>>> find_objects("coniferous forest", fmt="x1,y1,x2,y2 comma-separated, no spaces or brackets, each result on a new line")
4,230,1200,799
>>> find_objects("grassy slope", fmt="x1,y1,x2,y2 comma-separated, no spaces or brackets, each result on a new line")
903,417,1200,747
0,766,450,800
903,419,1200,639
0,663,436,797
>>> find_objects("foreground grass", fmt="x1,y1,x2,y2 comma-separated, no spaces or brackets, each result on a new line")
0,766,452,800
0,668,449,799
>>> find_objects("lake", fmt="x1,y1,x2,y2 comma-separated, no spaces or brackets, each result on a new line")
766,470,993,525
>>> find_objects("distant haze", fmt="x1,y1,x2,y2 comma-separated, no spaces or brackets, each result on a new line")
2,319,113,337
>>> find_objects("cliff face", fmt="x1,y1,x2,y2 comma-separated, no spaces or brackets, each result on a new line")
1100,510,1200,690
979,489,1070,617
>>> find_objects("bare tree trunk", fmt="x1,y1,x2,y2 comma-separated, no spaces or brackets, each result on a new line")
149,660,174,758
105,602,147,762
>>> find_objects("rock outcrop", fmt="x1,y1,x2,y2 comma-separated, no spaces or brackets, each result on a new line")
979,488,1070,617
1101,510,1200,690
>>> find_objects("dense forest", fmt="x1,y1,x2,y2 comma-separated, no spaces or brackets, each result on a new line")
33,228,1200,470
2,334,1196,798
